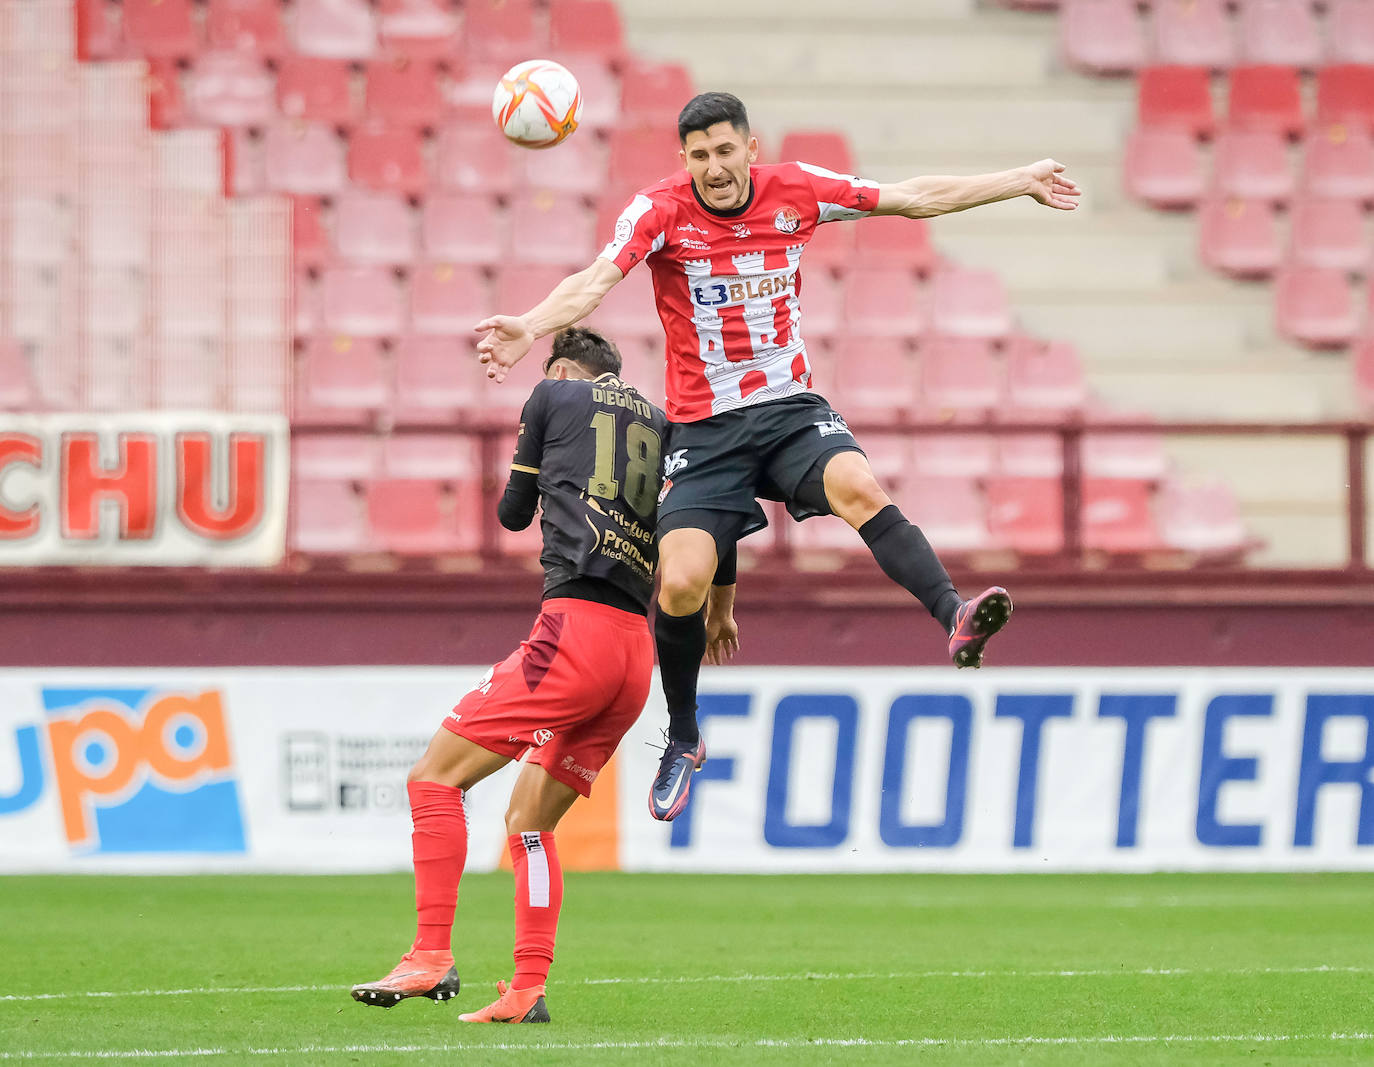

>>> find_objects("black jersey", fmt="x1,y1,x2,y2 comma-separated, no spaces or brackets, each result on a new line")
499,373,668,612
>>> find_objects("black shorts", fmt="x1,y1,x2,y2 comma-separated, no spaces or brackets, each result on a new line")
656,392,864,544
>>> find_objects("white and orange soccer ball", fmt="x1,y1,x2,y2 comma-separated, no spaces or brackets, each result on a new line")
491,59,582,149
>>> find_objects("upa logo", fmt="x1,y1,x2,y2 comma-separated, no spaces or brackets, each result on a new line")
0,687,246,854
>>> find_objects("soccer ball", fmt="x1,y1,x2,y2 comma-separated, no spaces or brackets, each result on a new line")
492,59,583,149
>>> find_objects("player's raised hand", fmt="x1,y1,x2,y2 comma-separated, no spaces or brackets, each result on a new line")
1024,159,1080,211
473,315,535,382
703,586,740,666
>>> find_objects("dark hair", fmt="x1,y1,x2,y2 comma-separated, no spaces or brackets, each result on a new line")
677,92,750,143
545,326,622,376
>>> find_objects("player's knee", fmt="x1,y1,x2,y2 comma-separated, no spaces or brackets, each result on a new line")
657,558,712,615
828,471,888,523
504,804,553,836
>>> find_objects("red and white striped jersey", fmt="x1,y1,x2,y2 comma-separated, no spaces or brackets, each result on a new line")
598,162,878,422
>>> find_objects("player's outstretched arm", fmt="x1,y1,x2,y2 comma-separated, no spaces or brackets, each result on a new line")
872,159,1080,219
703,581,739,667
473,257,625,382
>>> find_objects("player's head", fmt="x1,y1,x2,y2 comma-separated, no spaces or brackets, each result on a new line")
544,326,623,380
678,92,758,212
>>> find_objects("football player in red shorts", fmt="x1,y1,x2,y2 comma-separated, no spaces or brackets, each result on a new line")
350,327,737,1023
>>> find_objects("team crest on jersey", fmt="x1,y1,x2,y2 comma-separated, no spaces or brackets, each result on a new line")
730,222,752,239
774,207,801,234
664,449,689,477
614,216,634,242
533,729,555,746
814,413,852,438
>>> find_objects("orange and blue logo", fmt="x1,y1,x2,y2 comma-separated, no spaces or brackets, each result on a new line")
0,687,246,854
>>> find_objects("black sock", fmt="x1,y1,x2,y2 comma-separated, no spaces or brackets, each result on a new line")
859,504,962,631
654,608,706,744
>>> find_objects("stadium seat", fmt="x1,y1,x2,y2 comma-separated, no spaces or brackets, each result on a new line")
333,188,417,266
292,0,378,59
1150,0,1234,70
919,336,1001,415
365,477,481,554
797,269,844,340
410,263,488,335
1227,65,1305,139
1316,65,1374,134
896,475,991,553
1197,196,1281,278
778,131,855,174
620,60,694,127
434,123,516,193
521,133,609,196
264,122,348,195
506,191,599,268
207,0,287,58
420,192,506,266
842,267,924,338
581,267,662,346
276,57,357,126
1082,478,1163,553
320,266,406,336
1123,126,1205,209
1274,266,1359,346
76,0,120,60
996,433,1064,478
364,55,445,128
1325,0,1374,66
292,433,382,480
392,335,484,423
294,335,389,425
853,216,935,276
377,0,460,58
185,51,276,128
153,343,226,409
806,219,858,273
348,125,428,195
1301,125,1374,202
1237,0,1322,69
1157,477,1252,557
462,0,543,62
827,336,917,421
984,477,1063,555
146,58,188,130
0,341,38,410
1059,0,1146,75
607,125,683,191
910,433,997,479
548,0,628,68
1082,414,1169,479
291,479,373,553
495,264,574,320
929,267,1013,340
290,196,331,272
446,58,515,119
1004,336,1089,413
11,198,68,267
295,271,323,334
1138,66,1215,137
380,434,478,479
569,60,622,134
1286,198,1369,273
121,0,199,60
1209,128,1293,203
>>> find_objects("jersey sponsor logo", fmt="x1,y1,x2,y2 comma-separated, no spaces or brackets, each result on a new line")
690,270,797,308
681,238,711,251
471,666,495,696
677,222,710,236
730,223,752,239
664,449,689,477
560,754,598,784
774,206,801,234
533,728,555,746
814,413,852,438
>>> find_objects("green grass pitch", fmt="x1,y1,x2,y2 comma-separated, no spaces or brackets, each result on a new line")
3,872,1372,1065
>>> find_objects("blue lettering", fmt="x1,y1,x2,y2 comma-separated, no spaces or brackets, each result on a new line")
693,283,728,307
1098,695,1177,848
879,695,971,848
1294,694,1374,847
668,693,750,849
995,694,1074,848
763,695,857,848
1196,694,1270,847
0,725,45,815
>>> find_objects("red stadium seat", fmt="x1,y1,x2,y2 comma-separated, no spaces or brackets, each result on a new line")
410,263,489,335
76,0,120,60
445,58,513,120
895,475,990,553
377,0,460,58
607,125,683,191
207,0,286,58
364,55,445,128
853,216,935,276
1005,336,1089,413
778,131,855,174
806,219,857,273
1301,125,1374,202
462,0,543,62
520,133,609,196
0,340,38,410
121,0,199,60
570,60,622,134
421,192,506,266
548,0,628,67
1326,1,1374,66
1083,478,1163,553
841,267,924,338
1083,414,1169,480
1137,66,1214,137
294,335,390,425
582,267,662,346
910,433,997,479
929,267,1013,340
185,52,276,128
1237,0,1321,69
380,434,478,479
434,123,516,193
320,266,406,337
1209,128,1293,203
490,427,544,557
1157,477,1252,556
145,58,187,130
264,122,348,195
1059,0,1146,75
507,191,598,268
919,336,1001,415
1150,0,1234,70
295,271,323,334
291,479,373,553
291,0,377,59
290,196,331,272
996,434,1063,478
1286,198,1369,273
293,433,382,481
495,263,573,318
620,60,694,127
796,269,843,340
333,188,416,266
276,57,357,126
1197,196,1281,278
365,478,481,554
393,335,484,423
1316,65,1374,135
348,125,428,195
827,336,917,421
1274,267,1359,347
1228,65,1305,138
984,477,1063,554
1123,126,1205,209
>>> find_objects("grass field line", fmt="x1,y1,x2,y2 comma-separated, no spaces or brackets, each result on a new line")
2,965,1369,1004
3,1033,1374,1059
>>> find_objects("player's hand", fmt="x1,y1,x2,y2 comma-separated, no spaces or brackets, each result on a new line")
703,586,740,666
1023,159,1080,211
472,315,535,383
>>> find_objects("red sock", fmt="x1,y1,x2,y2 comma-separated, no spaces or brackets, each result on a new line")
408,781,467,952
508,831,563,989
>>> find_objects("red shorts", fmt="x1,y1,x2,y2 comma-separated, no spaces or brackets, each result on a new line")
442,598,654,797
